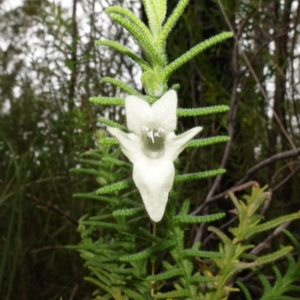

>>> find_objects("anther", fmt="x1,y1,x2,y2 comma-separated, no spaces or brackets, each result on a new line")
154,127,165,137
141,126,149,132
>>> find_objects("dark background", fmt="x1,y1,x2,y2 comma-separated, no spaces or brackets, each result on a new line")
0,0,299,299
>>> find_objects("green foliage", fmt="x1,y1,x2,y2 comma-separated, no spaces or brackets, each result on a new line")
97,0,232,96
174,169,226,183
89,96,125,106
72,139,229,299
71,1,300,299
237,230,300,300
205,187,300,300
73,144,300,300
2,0,300,299
186,136,230,148
177,105,230,117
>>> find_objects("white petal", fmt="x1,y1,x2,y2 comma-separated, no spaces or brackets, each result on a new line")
107,127,143,162
151,89,177,132
165,126,203,161
133,159,175,222
125,95,152,135
125,90,177,135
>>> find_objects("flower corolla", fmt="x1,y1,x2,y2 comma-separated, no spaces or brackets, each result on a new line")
108,90,202,222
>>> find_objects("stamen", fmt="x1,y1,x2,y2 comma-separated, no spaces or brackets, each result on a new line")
154,127,165,137
141,126,149,132
141,126,165,143
147,129,155,143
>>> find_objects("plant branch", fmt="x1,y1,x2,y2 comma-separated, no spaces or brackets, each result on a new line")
250,222,292,256
191,148,300,215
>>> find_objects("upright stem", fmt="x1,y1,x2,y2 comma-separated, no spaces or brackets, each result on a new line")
69,0,78,111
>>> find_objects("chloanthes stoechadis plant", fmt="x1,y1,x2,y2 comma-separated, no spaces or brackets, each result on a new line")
70,0,300,299
108,90,203,222
89,0,233,222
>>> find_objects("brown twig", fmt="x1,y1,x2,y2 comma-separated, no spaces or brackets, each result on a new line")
0,178,78,226
191,148,300,215
234,148,300,186
25,192,79,226
69,283,78,300
271,164,300,192
218,0,296,150
30,245,67,254
192,6,246,244
202,216,238,247
225,181,260,196
250,222,292,256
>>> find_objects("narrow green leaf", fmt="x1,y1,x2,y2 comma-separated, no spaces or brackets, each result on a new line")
97,137,118,145
84,277,111,294
179,199,190,215
106,6,152,40
123,288,145,300
108,13,162,65
81,221,124,231
179,249,224,259
264,297,299,300
227,192,243,217
90,96,124,105
153,290,191,298
113,208,144,217
175,169,226,183
80,150,105,159
289,285,300,293
267,297,299,300
236,281,253,300
240,212,300,239
142,293,153,300
89,214,114,221
79,159,105,168
192,241,201,250
69,168,103,176
120,240,176,262
162,260,174,270
238,246,294,270
96,179,132,194
283,229,300,253
177,105,229,117
272,265,283,284
160,0,189,41
190,275,216,284
173,213,225,224
99,117,126,130
187,136,230,148
146,269,184,281
138,227,161,243
96,40,150,70
255,246,293,266
73,193,116,203
89,266,126,285
163,32,234,81
208,226,231,245
102,157,131,168
102,77,141,96
108,266,140,276
171,83,180,90
142,0,166,34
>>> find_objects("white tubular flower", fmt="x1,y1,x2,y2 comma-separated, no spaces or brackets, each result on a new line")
108,90,202,222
